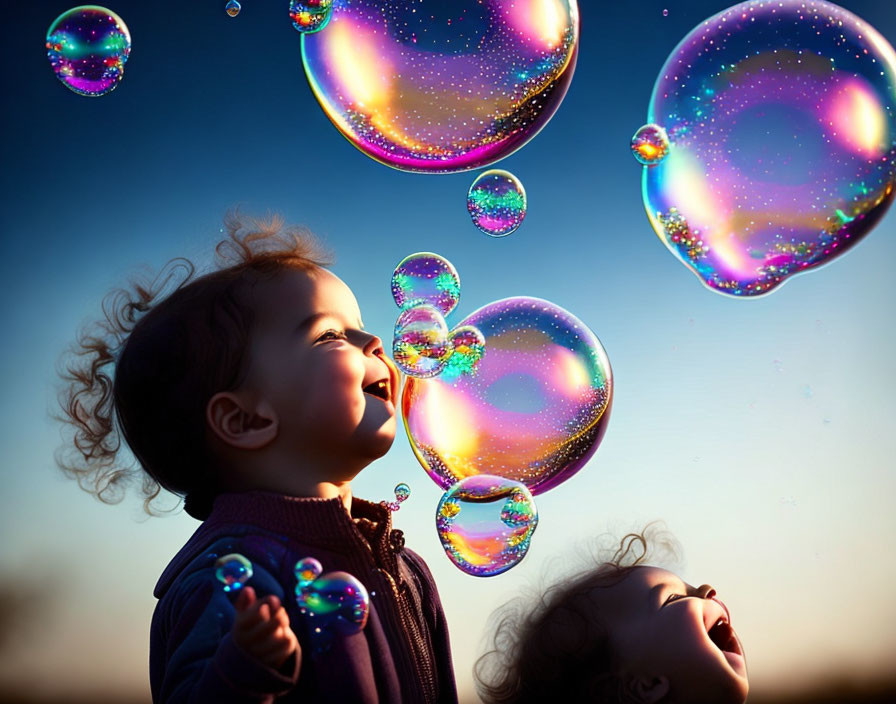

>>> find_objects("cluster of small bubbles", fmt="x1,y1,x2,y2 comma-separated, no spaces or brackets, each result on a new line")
381,482,412,512
301,0,580,172
46,6,131,97
440,325,487,381
404,296,613,495
393,304,454,378
215,553,253,592
391,253,460,316
289,0,333,34
467,170,528,237
631,124,670,165
225,0,241,17
390,253,486,380
640,0,896,297
435,475,538,577
294,558,369,643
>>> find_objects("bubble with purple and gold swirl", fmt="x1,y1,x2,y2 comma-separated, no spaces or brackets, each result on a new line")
301,0,580,172
467,170,528,237
641,0,896,297
391,253,460,316
392,304,454,378
46,6,131,97
436,475,538,577
290,0,333,34
403,297,612,495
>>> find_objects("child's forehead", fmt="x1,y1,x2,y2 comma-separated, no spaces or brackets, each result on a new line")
256,267,363,323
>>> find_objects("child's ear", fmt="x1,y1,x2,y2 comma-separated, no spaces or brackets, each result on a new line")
206,392,278,449
626,675,670,704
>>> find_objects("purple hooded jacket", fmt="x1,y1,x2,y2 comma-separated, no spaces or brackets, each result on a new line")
150,491,458,703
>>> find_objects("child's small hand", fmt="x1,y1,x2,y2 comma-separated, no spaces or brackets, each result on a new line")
232,586,300,671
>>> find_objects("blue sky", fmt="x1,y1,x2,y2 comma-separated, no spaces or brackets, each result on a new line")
1,1,894,701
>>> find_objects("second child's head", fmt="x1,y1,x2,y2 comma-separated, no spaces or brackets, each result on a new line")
476,529,748,704
58,213,399,519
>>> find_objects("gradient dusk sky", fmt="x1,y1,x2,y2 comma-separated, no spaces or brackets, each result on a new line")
1,1,894,702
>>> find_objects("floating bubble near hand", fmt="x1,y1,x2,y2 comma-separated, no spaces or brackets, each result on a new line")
436,475,538,577
641,0,896,296
225,1,241,17
290,0,333,34
46,6,131,97
391,253,460,316
215,553,253,592
301,0,580,172
441,325,486,381
393,305,454,378
294,558,369,639
381,482,412,512
631,124,670,166
467,170,528,238
403,297,612,494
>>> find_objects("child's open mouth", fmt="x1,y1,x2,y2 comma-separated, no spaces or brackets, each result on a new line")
707,611,747,676
362,379,391,402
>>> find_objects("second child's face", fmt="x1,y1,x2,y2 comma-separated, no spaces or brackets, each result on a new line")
243,267,399,477
600,566,749,704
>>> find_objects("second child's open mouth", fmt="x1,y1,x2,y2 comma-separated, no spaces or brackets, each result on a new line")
708,617,742,656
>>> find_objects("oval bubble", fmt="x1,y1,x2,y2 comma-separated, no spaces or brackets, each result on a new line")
46,6,131,97
225,1,241,17
294,557,323,589
290,0,333,34
394,483,411,503
436,475,538,577
631,124,670,165
301,0,580,172
643,0,896,296
215,553,253,592
467,170,528,238
391,252,461,316
296,571,369,635
403,297,612,494
393,305,454,378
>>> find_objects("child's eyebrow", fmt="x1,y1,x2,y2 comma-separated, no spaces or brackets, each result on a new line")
295,312,339,334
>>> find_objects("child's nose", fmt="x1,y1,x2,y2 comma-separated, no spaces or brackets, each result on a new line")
696,584,716,599
362,333,385,357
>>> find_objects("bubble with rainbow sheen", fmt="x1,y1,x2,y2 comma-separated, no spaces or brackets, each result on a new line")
215,553,253,592
467,170,528,238
631,124,670,166
403,297,612,494
391,253,460,316
290,0,333,34
436,475,538,577
381,482,411,512
46,6,131,97
441,325,486,381
296,570,369,635
641,0,896,297
294,557,323,590
301,0,579,172
225,1,241,17
393,304,454,378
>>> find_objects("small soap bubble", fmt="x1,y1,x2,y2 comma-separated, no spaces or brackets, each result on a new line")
225,0,241,17
467,170,527,238
215,553,253,592
642,0,896,296
296,571,370,635
436,475,538,577
391,253,461,316
663,8,669,17
403,297,612,494
301,0,579,172
631,124,670,166
289,0,333,34
46,6,131,97
394,483,411,503
393,304,454,378
294,557,323,590
441,325,486,381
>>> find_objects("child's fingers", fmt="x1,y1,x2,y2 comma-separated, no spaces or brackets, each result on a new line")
241,608,287,643
234,586,256,612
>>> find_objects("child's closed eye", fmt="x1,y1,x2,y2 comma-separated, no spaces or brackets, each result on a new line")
316,329,347,343
664,593,686,606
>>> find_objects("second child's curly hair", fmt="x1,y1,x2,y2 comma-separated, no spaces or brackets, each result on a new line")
56,212,331,520
475,524,682,704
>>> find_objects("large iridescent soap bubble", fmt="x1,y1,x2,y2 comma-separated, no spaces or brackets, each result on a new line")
294,558,369,637
46,6,131,97
301,0,580,172
436,475,538,577
403,297,612,494
641,0,896,297
467,170,528,237
391,253,460,316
